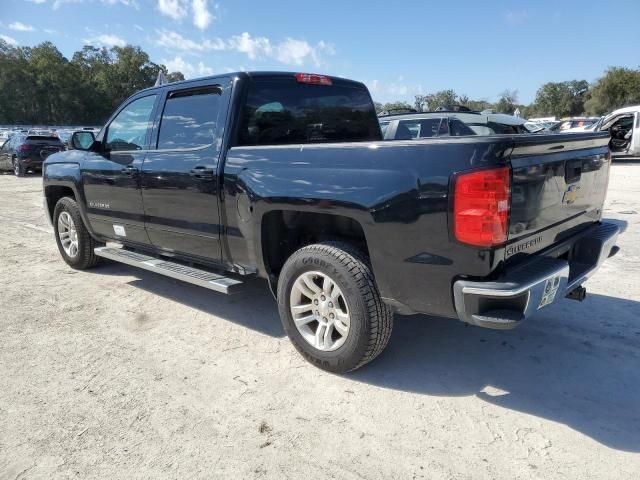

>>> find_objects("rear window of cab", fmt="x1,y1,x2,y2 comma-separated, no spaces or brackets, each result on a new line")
237,78,382,146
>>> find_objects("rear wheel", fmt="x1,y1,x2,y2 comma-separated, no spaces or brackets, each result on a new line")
12,157,25,177
277,242,393,373
53,197,103,269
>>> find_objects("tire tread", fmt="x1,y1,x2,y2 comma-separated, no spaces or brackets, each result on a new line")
280,241,393,372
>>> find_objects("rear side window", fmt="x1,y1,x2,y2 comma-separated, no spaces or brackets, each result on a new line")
157,87,222,150
238,79,381,146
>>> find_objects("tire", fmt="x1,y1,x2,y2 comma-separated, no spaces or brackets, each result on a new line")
12,157,25,177
277,242,393,373
53,196,103,269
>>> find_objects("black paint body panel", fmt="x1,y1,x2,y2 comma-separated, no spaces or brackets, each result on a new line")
43,72,612,319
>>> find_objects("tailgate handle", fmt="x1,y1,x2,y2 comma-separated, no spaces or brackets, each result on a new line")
565,160,582,184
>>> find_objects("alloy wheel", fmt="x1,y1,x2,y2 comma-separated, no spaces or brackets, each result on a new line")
290,271,351,351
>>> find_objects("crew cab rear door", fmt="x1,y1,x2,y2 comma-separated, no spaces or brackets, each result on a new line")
506,132,611,261
140,77,232,262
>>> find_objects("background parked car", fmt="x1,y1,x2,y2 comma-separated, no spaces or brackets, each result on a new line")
548,117,601,132
596,105,640,157
0,133,65,176
379,110,535,140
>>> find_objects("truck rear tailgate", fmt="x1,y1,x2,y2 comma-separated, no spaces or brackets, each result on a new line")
506,132,611,261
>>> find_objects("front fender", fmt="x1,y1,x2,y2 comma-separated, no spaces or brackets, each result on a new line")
43,160,93,234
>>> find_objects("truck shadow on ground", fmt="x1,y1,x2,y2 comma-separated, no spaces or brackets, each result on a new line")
92,262,639,452
94,261,285,338
352,292,640,453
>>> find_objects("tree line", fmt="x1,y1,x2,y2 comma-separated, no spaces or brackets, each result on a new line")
376,66,640,118
1,39,639,124
0,40,184,125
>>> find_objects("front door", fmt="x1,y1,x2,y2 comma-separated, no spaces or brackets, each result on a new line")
141,81,228,261
82,94,157,245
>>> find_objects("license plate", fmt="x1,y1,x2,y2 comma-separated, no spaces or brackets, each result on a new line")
538,275,562,309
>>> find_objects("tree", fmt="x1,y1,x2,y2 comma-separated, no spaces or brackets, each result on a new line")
0,41,184,125
532,80,589,117
414,95,427,112
495,89,519,114
584,67,640,115
378,101,413,114
425,90,458,111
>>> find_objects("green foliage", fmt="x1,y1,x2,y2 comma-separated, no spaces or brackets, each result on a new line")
532,80,589,117
414,90,458,111
494,90,519,114
584,67,640,115
376,101,413,114
0,40,184,125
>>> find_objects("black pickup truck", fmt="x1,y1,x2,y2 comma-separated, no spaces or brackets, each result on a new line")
43,72,620,373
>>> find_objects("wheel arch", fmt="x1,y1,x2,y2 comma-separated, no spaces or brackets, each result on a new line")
259,209,371,296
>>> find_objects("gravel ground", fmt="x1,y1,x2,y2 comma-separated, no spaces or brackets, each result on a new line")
0,163,639,479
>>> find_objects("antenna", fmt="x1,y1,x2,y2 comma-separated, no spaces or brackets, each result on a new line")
154,71,168,86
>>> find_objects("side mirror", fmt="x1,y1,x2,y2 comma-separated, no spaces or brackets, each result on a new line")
69,131,96,151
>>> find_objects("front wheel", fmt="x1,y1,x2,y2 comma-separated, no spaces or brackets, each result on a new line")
277,242,393,373
53,197,103,269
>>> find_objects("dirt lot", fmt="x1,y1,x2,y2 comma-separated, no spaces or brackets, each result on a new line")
0,163,639,479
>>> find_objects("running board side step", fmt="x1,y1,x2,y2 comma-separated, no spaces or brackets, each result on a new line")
94,247,243,294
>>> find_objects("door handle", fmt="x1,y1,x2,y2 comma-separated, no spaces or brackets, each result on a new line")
121,165,139,175
189,166,215,179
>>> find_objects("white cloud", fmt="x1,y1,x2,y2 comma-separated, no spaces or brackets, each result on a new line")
503,9,528,26
275,38,334,66
134,24,144,31
192,0,215,30
101,0,138,5
157,0,188,20
227,32,272,60
9,22,35,32
156,29,225,52
388,76,408,96
162,55,213,78
85,33,126,47
44,29,58,34
26,0,47,3
52,0,83,9
0,34,18,46
156,30,335,67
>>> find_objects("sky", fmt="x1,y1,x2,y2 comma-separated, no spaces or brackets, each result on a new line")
1,0,640,105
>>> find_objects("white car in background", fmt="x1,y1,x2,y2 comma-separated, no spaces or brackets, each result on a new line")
597,106,640,158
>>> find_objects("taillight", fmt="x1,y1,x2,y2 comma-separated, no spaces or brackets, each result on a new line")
19,144,30,152
453,166,510,247
295,73,332,85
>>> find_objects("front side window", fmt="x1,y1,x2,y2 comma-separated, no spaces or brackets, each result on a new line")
238,79,381,146
106,95,156,152
157,87,222,150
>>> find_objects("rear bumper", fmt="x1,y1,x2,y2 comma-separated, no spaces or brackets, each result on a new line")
453,222,620,329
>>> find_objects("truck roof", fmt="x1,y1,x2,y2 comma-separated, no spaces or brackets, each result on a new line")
137,71,367,95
